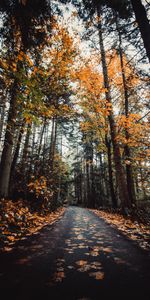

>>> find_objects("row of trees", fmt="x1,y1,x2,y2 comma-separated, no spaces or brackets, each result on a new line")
0,5,77,209
68,0,150,209
0,0,149,211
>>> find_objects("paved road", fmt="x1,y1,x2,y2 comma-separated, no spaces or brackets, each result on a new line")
0,206,150,299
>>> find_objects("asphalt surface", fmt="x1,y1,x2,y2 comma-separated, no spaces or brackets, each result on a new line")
0,206,150,299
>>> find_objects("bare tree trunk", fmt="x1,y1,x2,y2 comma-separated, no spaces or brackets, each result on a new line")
86,160,91,208
98,153,105,206
57,130,62,204
9,122,25,193
30,123,36,175
79,161,83,205
0,93,7,146
49,118,57,174
0,78,18,198
0,11,24,198
21,123,32,197
49,118,55,161
105,136,117,208
89,144,96,208
83,159,87,207
131,0,150,62
140,167,147,199
38,118,46,156
116,15,136,206
97,4,130,209
22,123,31,165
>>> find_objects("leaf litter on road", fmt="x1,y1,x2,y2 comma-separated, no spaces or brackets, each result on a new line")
91,209,150,251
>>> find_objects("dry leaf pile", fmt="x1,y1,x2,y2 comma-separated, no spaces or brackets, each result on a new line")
0,198,65,252
92,209,150,251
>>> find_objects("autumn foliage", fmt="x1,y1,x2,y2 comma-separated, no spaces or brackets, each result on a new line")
0,1,149,250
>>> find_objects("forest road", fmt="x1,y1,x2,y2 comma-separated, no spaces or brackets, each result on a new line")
0,206,150,300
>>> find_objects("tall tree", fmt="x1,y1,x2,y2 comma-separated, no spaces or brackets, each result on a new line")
0,0,51,197
131,0,150,62
116,14,136,205
96,4,130,209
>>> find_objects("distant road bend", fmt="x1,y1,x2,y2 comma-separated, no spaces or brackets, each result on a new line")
0,206,150,299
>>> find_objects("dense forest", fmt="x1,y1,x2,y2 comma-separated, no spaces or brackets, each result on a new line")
0,0,149,218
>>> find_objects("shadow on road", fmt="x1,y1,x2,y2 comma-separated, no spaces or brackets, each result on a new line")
0,207,150,299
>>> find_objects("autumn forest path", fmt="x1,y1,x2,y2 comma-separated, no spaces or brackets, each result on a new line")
0,206,150,299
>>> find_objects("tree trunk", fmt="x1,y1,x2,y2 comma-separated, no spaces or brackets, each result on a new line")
98,153,106,206
9,122,25,193
97,4,130,209
22,123,31,165
105,136,117,208
0,78,18,198
0,93,6,147
89,144,96,208
131,0,150,62
29,123,36,175
49,118,57,174
116,15,136,206
140,167,146,199
86,159,91,207
49,118,55,161
38,118,46,156
83,159,87,206
57,131,62,204
21,123,31,197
